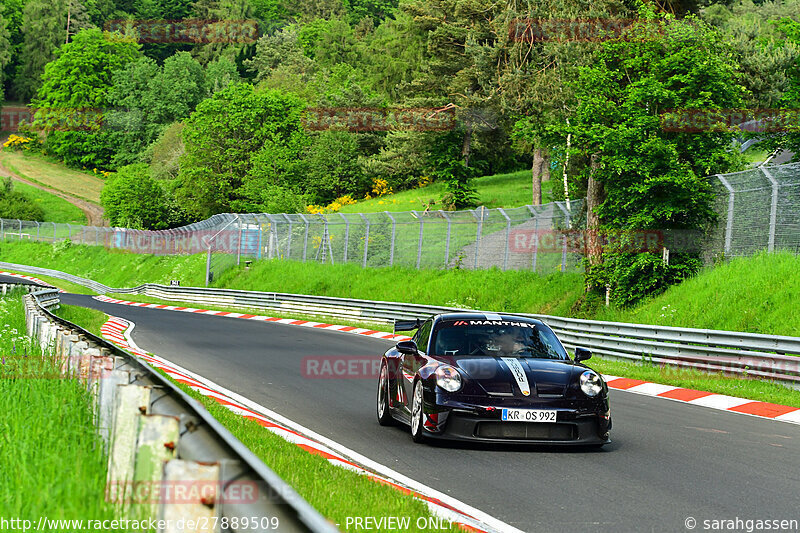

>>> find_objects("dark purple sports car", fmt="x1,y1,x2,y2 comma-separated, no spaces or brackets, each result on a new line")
376,312,611,446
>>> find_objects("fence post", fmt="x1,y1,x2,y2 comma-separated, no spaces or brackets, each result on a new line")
527,206,539,272
52,222,56,242
18,219,22,241
283,214,293,259
1,219,3,239
66,223,71,240
359,214,370,268
472,207,485,270
236,215,243,265
384,212,396,266
205,248,212,286
339,213,350,263
298,214,310,262
761,167,779,252
439,210,451,267
554,202,570,272
498,208,511,271
411,211,424,269
716,174,735,256
94,226,99,246
35,221,40,241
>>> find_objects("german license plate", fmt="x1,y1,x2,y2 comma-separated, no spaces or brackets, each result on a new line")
501,409,557,422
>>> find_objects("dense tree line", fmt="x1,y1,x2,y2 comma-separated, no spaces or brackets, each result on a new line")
1,0,799,304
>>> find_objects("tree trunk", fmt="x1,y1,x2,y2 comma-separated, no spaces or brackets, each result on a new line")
531,147,544,206
542,153,550,182
586,153,605,270
461,124,472,168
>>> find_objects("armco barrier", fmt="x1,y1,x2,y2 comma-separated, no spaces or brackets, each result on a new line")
3,261,800,389
16,284,337,533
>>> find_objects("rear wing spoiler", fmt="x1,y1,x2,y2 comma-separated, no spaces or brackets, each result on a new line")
393,319,422,334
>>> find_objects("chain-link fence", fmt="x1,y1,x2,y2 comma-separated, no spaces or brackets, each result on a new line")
707,162,800,259
3,162,798,283
1,200,586,284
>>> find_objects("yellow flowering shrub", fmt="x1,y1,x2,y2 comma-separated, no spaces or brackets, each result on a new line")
3,134,32,150
371,178,392,197
305,195,358,214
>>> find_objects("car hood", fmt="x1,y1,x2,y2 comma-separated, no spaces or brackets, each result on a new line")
452,356,575,397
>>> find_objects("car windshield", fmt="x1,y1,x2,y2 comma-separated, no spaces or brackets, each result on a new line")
431,319,568,360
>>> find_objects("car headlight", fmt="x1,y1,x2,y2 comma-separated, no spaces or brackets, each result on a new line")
580,371,603,397
435,365,462,392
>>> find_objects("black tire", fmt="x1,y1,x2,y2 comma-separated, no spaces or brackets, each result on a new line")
410,380,426,443
377,362,394,426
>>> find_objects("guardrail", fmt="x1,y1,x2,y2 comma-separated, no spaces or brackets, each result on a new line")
3,261,799,389
18,283,337,533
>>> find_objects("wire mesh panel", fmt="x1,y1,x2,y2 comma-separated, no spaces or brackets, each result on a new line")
3,161,796,275
708,162,800,258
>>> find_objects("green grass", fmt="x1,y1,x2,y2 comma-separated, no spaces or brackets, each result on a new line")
0,294,119,523
4,179,87,224
0,241,586,316
0,150,105,205
599,252,800,337
591,357,800,407
55,303,108,337
0,241,208,288
338,170,556,213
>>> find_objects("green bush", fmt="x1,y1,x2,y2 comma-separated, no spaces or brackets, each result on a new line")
0,177,45,221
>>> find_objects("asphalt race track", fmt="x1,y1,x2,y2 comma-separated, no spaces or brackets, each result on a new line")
62,293,800,533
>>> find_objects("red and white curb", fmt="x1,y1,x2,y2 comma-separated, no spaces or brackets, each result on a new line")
0,270,61,290
93,294,800,426
100,316,521,533
93,295,412,342
602,375,800,425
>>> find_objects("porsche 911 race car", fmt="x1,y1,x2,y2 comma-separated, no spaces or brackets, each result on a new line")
376,312,611,446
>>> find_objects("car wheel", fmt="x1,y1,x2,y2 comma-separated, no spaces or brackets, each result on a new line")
377,362,393,426
410,380,426,443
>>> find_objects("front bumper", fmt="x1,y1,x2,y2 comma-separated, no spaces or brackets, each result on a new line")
421,395,611,446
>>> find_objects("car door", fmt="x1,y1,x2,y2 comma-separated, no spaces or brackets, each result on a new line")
401,319,433,414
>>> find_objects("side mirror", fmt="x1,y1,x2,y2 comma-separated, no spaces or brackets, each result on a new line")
396,340,419,355
574,347,592,362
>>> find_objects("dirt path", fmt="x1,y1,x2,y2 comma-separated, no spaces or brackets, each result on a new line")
0,137,106,226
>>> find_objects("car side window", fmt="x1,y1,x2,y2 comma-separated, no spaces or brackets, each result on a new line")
413,320,433,354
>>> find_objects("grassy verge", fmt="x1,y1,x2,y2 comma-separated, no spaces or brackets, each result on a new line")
8,179,87,224
590,357,800,408
600,252,800,337
0,241,585,316
339,169,556,213
0,150,105,205
0,293,119,523
54,303,108,337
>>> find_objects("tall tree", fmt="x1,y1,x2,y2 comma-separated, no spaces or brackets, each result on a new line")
0,14,10,102
569,13,746,305
176,83,307,219
14,0,67,101
31,28,141,168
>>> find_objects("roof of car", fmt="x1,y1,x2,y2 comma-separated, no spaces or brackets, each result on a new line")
434,312,545,326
